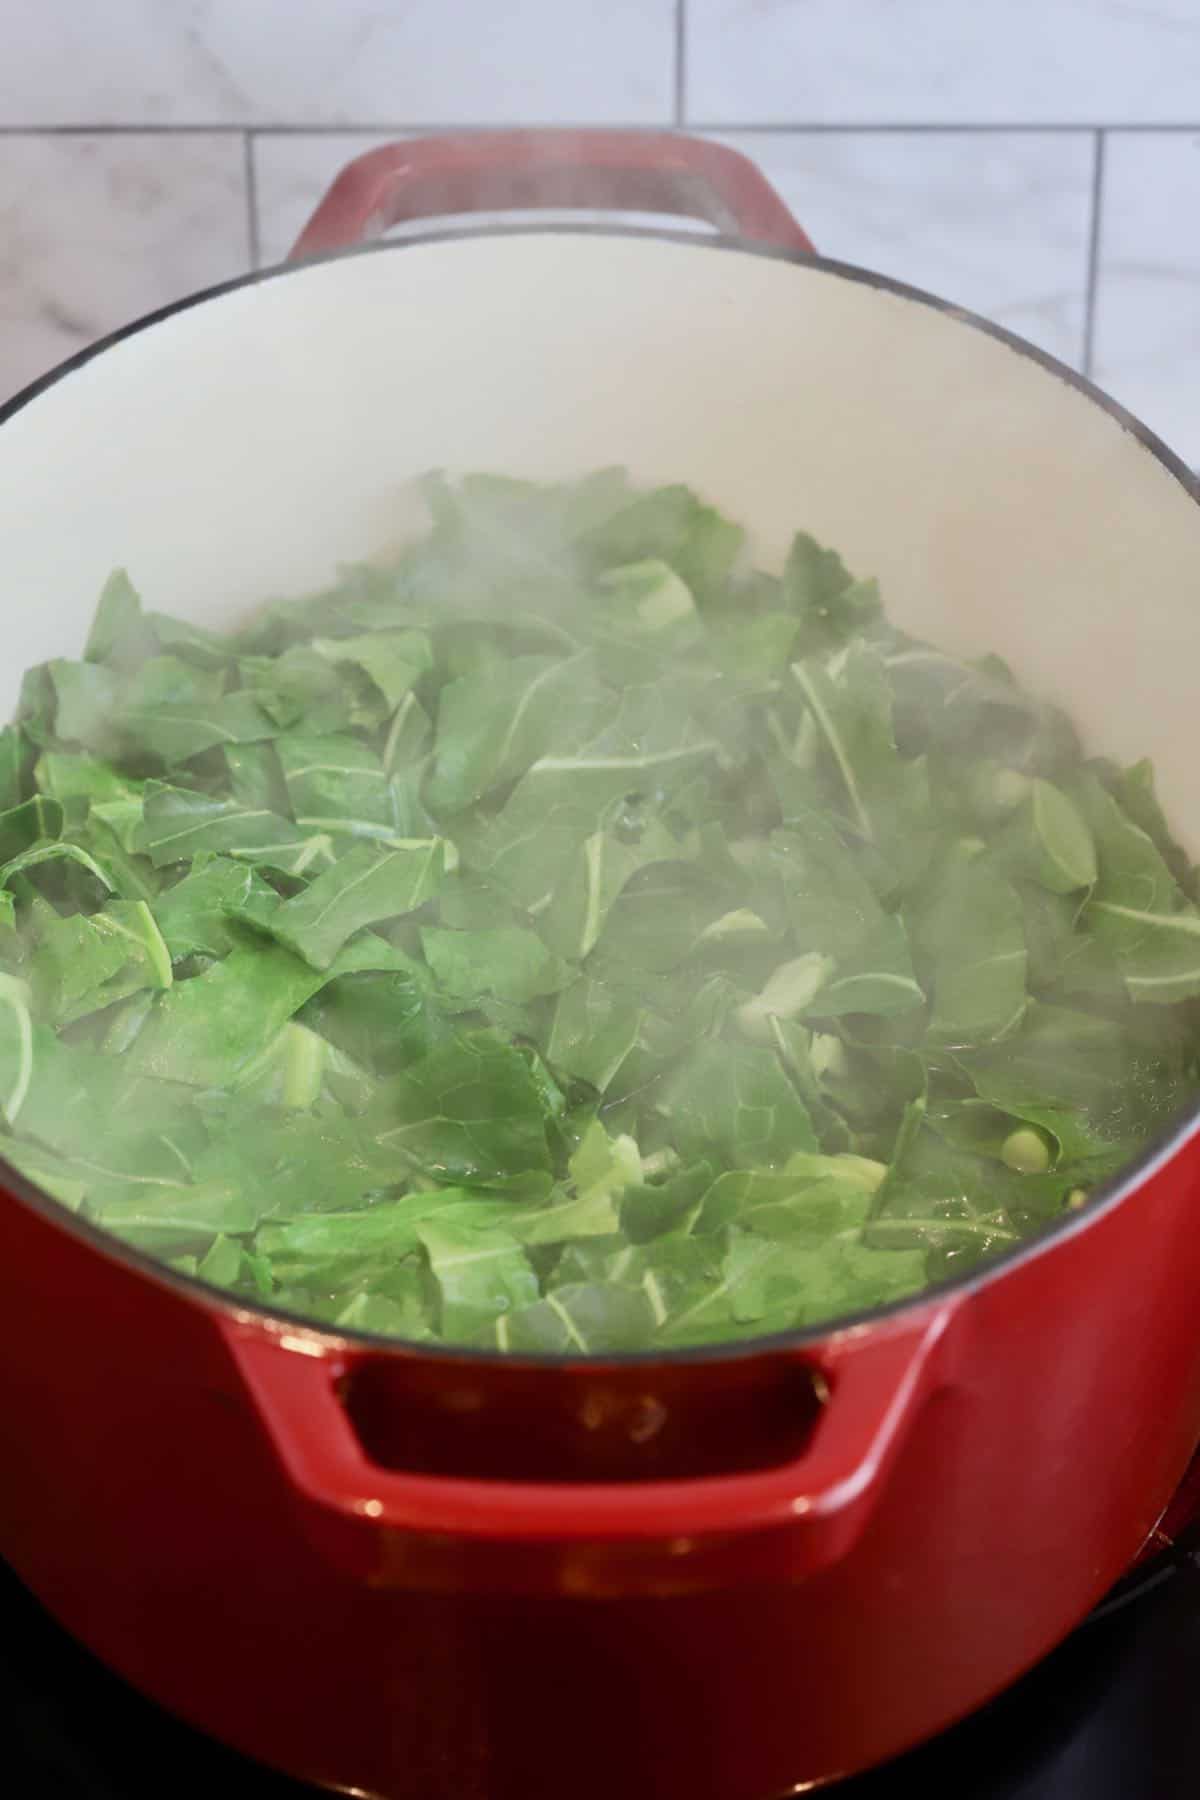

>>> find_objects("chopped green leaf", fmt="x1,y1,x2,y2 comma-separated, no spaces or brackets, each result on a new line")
269,839,446,969
0,471,1194,1353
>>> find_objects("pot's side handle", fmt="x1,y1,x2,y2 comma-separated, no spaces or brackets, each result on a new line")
288,130,815,261
222,1301,956,1592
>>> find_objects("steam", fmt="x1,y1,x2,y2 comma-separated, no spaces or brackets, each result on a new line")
1,463,1194,1350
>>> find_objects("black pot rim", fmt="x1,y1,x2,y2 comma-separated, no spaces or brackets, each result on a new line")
2,220,1198,1369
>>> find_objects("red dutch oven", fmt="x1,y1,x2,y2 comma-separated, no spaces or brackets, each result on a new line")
2,132,1200,1800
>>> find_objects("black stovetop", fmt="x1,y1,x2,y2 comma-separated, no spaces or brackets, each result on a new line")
3,1540,1199,1799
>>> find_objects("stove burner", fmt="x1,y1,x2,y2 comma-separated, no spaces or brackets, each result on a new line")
1096,1449,1200,1616
1139,1449,1200,1557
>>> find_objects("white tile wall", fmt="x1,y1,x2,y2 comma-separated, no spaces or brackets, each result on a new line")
687,0,1200,126
710,132,1094,365
0,133,248,402
1093,134,1200,467
0,1,675,127
1,1,1199,463
253,134,408,267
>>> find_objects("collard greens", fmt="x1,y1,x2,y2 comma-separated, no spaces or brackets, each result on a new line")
1,472,1197,1352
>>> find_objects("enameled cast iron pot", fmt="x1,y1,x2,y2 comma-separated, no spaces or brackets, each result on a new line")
3,133,1200,1800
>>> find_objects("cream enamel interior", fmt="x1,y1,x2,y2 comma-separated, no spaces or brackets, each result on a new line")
1,231,1198,842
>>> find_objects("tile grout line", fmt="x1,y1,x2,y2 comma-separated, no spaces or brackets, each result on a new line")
1081,129,1107,379
674,0,687,127
685,120,1198,135
0,120,1196,137
242,130,261,271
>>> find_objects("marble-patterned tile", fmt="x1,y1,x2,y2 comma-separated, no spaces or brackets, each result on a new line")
252,132,717,267
253,134,405,267
711,132,1093,365
688,0,1200,126
0,0,674,127
0,133,249,404
1092,133,1200,467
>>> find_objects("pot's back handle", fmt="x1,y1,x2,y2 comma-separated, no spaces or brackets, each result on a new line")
289,130,815,261
222,1302,957,1595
